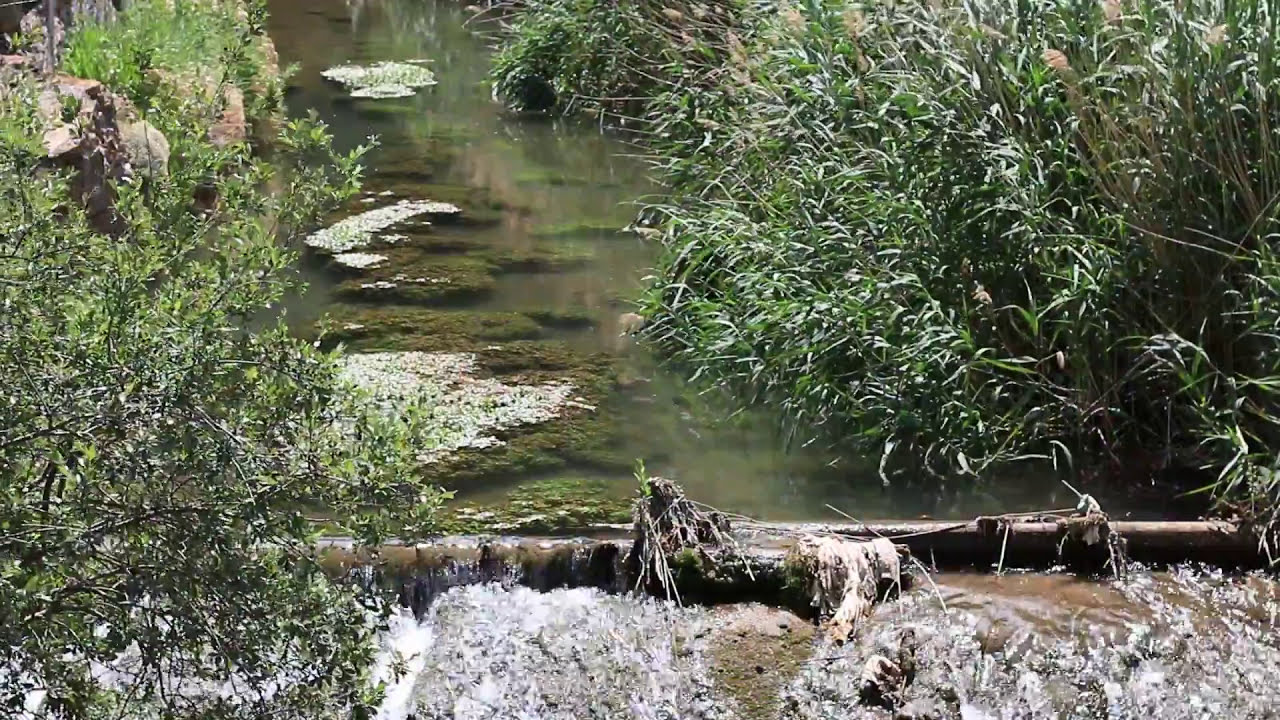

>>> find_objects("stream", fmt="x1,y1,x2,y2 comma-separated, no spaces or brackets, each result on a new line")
264,1,1279,718
269,0,1109,523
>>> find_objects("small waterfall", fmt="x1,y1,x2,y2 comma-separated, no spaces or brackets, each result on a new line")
372,610,435,720
329,538,631,618
366,584,724,720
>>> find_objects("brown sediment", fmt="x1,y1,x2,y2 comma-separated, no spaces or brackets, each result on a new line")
708,604,815,719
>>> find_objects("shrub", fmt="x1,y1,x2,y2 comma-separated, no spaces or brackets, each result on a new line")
489,0,748,117
1,3,443,717
495,0,1280,534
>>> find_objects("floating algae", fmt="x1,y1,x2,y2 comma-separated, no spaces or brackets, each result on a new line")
321,61,437,98
337,351,578,464
332,252,389,269
306,200,461,253
351,83,416,99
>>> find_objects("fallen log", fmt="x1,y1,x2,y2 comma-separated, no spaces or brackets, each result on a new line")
317,536,816,618
318,479,911,629
314,480,1269,619
737,517,1260,570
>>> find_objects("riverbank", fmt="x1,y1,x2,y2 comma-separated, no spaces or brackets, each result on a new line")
488,0,1280,537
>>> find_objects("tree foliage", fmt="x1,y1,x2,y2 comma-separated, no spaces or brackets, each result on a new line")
0,8,443,719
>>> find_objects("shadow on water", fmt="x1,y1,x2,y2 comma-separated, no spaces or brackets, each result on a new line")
266,0,1179,522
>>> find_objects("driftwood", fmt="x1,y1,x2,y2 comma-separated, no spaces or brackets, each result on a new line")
626,477,908,636
786,535,902,642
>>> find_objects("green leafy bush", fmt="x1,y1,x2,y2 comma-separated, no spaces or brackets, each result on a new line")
490,0,747,116
494,0,1280,532
0,4,443,718
61,0,280,120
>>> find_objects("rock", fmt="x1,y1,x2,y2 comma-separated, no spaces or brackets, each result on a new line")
43,124,80,157
859,654,904,710
209,85,246,147
118,119,170,179
709,604,814,718
256,35,279,82
618,312,646,335
36,87,62,122
37,74,129,234
19,7,63,69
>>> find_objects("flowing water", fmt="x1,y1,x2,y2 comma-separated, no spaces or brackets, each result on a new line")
258,3,1280,718
360,569,1279,719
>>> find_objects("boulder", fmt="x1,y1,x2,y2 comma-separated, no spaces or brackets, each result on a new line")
37,74,132,234
43,124,80,157
118,119,170,179
146,68,246,148
19,6,63,70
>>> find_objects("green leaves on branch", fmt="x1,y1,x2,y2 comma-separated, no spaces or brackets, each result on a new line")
0,11,438,720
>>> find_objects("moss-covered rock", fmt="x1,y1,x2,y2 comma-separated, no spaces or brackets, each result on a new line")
521,308,596,330
338,350,581,466
331,249,497,305
530,220,630,239
484,240,596,273
439,475,634,534
318,305,544,351
708,605,816,719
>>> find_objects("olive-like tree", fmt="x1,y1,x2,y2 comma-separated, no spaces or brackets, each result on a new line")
0,79,443,718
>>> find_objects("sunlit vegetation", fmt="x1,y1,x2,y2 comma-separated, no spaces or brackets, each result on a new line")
492,0,1280,538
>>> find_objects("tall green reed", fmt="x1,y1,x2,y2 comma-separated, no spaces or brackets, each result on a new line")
495,0,1280,544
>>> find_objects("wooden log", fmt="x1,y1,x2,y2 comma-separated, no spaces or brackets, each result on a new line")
736,518,1261,569
316,534,917,623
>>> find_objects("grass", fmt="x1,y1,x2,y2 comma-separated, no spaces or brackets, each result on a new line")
490,0,1280,541
61,0,282,123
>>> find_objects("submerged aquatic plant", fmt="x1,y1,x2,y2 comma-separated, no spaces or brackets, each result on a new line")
306,199,461,253
321,61,437,98
337,351,578,464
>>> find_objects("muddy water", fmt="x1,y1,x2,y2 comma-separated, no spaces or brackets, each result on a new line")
266,0,1099,523
364,570,1278,719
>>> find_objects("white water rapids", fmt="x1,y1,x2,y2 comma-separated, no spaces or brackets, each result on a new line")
15,569,1280,719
